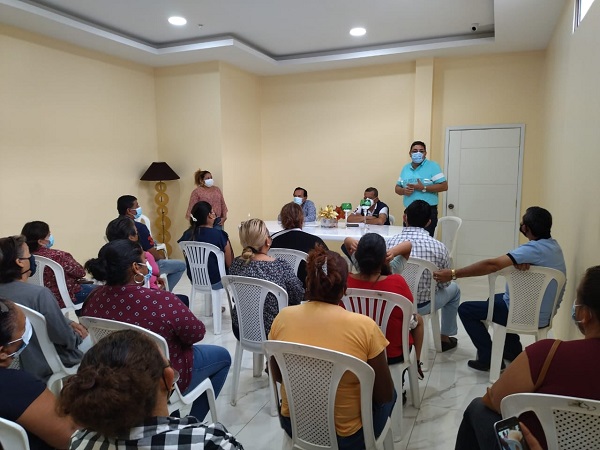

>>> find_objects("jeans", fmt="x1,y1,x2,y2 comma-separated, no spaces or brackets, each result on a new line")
417,281,460,336
458,294,522,364
184,344,231,421
280,390,397,449
455,397,502,450
74,283,96,304
157,258,186,290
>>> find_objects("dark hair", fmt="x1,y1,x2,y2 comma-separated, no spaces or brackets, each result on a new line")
522,206,552,239
280,202,304,230
355,233,390,276
365,187,379,198
188,201,212,237
85,240,143,286
117,195,137,215
194,170,211,186
294,187,307,197
0,298,18,347
106,217,137,242
305,246,348,304
0,236,27,283
58,330,165,438
21,221,50,253
404,200,431,228
578,266,600,318
410,140,427,152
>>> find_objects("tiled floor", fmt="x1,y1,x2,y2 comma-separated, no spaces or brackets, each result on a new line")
173,275,540,449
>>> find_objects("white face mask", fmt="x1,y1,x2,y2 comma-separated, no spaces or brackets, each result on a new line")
293,196,303,205
7,317,33,358
204,178,214,188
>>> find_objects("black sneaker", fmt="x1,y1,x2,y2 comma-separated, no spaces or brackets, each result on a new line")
467,359,505,372
441,337,458,352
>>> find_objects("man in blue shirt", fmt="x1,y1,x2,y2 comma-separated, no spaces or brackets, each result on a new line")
293,187,317,222
395,141,448,236
433,207,566,371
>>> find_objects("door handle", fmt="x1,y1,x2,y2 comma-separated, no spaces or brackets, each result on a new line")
448,203,455,210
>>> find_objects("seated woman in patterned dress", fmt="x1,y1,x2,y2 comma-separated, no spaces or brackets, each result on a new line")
229,219,304,340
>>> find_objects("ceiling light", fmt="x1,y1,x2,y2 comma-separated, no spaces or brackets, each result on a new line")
168,16,187,26
350,27,366,37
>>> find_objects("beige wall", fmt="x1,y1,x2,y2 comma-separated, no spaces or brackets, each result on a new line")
539,2,600,339
0,26,157,263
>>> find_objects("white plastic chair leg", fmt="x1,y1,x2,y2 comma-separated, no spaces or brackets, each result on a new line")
489,324,507,383
407,362,421,408
431,311,442,353
421,314,432,372
211,289,222,335
230,342,243,406
389,364,404,441
253,353,263,378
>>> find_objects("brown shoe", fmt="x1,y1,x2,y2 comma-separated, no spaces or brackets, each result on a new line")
441,337,458,352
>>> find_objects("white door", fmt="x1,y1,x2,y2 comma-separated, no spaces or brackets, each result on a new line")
444,126,524,267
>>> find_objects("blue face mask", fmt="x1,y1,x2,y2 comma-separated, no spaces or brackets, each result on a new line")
572,303,582,323
46,235,54,249
134,207,143,220
293,196,303,205
145,261,153,283
27,255,37,277
411,152,425,164
7,317,33,359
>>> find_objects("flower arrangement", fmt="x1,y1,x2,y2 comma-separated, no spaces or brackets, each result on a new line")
318,205,339,228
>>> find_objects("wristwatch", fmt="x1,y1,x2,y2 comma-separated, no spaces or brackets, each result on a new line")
451,269,457,280
422,186,427,193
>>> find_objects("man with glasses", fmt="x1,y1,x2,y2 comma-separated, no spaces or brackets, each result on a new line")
395,140,448,236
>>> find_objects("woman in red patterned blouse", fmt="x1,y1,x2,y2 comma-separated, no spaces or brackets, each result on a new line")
185,169,228,230
21,221,95,309
82,239,231,421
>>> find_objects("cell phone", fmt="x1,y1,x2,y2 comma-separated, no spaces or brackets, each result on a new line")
346,223,359,227
494,417,530,450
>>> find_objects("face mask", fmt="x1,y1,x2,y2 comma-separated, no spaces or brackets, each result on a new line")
144,262,152,284
7,317,33,358
204,179,214,188
134,207,143,220
571,303,582,323
411,152,425,164
293,196,303,205
27,255,37,277
46,235,54,249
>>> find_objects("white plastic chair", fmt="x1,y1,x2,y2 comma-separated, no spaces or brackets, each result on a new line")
267,248,308,277
401,257,442,371
137,214,168,258
264,340,394,450
79,316,218,420
486,266,566,382
221,275,287,415
178,241,227,334
501,393,600,450
17,304,79,396
341,288,420,441
388,214,396,225
0,417,30,450
434,216,462,267
27,255,81,316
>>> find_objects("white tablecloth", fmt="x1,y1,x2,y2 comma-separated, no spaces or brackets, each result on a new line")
265,221,403,242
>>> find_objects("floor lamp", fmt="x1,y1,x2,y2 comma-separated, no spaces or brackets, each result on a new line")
140,162,180,256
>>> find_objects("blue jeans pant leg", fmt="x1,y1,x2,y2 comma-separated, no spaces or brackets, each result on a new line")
184,344,232,420
157,258,186,290
435,282,461,336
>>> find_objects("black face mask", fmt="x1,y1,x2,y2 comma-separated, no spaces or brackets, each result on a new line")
27,255,37,277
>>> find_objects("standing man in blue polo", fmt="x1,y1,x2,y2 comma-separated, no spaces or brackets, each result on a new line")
395,140,448,236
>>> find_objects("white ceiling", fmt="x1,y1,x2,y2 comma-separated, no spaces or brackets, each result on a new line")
0,0,567,75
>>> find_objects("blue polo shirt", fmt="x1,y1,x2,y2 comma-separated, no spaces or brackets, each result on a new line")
396,159,446,207
506,238,567,327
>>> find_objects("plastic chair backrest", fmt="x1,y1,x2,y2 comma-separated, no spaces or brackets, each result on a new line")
17,304,78,394
501,393,600,450
401,257,438,311
136,214,153,235
434,217,462,260
27,255,79,312
0,417,30,450
221,275,288,353
341,288,413,363
179,241,226,292
388,214,396,225
78,316,217,419
264,340,389,450
487,266,566,332
267,248,308,276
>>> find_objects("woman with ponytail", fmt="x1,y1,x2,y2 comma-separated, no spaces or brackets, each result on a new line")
229,219,304,340
82,240,231,422
269,246,396,449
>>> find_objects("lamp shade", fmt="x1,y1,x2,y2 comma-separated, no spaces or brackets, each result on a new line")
140,162,180,181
